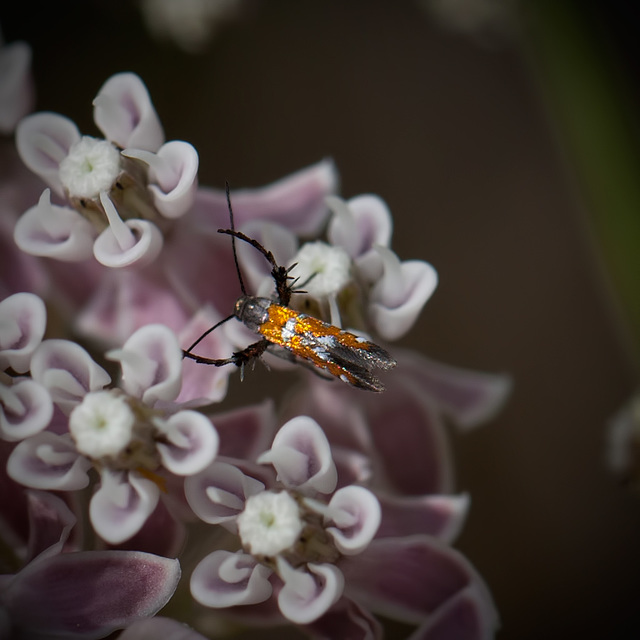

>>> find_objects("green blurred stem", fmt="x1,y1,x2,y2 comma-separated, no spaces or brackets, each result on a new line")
526,1,640,362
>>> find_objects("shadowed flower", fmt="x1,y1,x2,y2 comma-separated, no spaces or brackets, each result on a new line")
185,414,497,637
6,323,220,544
0,490,181,640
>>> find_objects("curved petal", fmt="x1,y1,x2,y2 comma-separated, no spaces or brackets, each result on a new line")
93,217,163,269
25,490,76,563
191,550,273,608
93,72,164,151
396,349,513,431
16,112,80,195
0,292,46,373
109,496,185,559
341,536,497,626
376,493,470,543
0,378,53,441
124,141,198,219
106,324,182,406
369,249,438,341
0,40,34,134
408,584,499,640
7,432,91,490
31,339,111,414
14,188,96,261
4,550,180,639
194,159,338,235
90,469,160,544
324,486,381,555
277,558,344,624
258,415,337,495
184,461,264,526
327,194,392,277
156,410,219,476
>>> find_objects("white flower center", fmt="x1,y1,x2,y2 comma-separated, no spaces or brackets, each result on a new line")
59,136,121,198
289,242,351,298
69,390,135,458
237,491,303,557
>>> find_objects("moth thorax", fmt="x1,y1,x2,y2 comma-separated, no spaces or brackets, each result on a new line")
234,296,271,332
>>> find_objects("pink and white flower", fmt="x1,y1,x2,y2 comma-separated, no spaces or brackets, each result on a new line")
0,292,53,443
6,323,220,544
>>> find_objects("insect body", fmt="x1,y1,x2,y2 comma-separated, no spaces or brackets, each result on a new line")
182,185,396,392
234,296,396,392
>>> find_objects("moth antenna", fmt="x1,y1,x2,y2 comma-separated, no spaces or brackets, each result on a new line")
184,313,235,354
226,181,247,296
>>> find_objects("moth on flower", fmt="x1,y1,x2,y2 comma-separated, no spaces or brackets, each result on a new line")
182,185,396,391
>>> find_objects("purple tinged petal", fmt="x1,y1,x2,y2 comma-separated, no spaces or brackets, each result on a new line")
4,550,180,639
184,461,264,526
395,349,512,430
0,379,53,441
327,195,392,275
0,439,30,549
324,486,381,555
93,72,164,151
376,493,470,543
305,597,383,640
0,188,49,299
30,339,111,414
407,584,499,640
24,490,76,563
0,40,34,134
369,249,438,341
277,558,344,624
213,399,278,461
16,113,80,195
124,141,199,219
90,470,160,544
119,617,209,640
332,448,373,489
106,324,182,406
258,416,337,495
7,432,91,490
175,307,233,406
0,292,46,373
235,220,298,295
76,269,190,347
156,410,219,476
191,550,273,608
108,496,186,559
195,159,338,235
14,188,96,261
280,379,373,454
362,377,454,495
341,536,496,625
161,214,240,317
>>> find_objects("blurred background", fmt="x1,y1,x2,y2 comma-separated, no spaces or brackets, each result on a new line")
2,1,640,638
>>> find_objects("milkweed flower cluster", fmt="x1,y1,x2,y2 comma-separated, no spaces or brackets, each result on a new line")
0,57,511,640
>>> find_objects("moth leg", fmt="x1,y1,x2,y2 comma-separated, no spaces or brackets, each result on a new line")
182,338,270,371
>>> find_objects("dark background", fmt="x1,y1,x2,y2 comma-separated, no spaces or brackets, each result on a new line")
2,1,640,638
